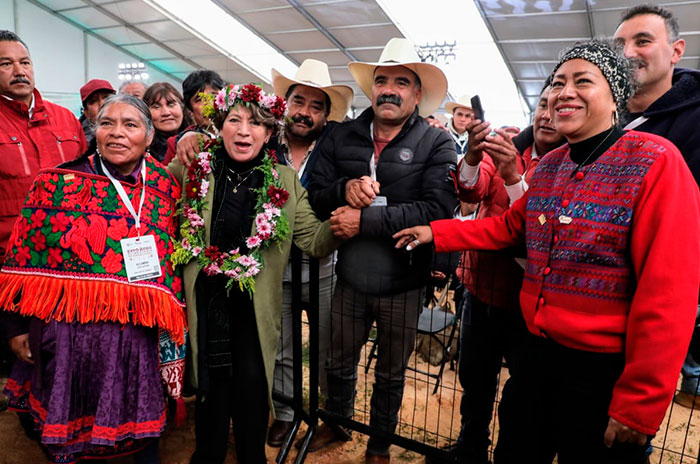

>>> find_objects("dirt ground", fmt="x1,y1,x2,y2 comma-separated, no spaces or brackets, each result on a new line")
2,362,700,464
1,314,699,464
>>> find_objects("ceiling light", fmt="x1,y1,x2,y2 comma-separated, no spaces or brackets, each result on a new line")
145,0,297,84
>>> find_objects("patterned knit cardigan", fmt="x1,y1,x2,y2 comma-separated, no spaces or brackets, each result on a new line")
431,131,700,435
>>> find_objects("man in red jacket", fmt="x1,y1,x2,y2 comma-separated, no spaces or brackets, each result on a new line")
0,30,86,264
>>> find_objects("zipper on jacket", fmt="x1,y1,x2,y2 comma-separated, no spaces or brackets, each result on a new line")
17,142,31,176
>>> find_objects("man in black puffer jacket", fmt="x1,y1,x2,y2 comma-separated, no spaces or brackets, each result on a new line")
306,38,457,463
614,5,700,416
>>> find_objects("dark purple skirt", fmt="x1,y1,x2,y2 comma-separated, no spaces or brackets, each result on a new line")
4,319,166,463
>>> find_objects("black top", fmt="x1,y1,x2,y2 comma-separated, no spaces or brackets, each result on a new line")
569,126,625,167
195,147,266,390
210,148,264,253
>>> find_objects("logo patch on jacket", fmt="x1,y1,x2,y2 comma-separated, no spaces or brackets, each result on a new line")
398,148,413,163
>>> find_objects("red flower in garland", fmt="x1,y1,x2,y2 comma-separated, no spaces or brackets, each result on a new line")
267,149,278,166
270,96,286,119
186,181,201,199
240,84,262,103
203,138,218,152
267,185,289,207
204,245,222,263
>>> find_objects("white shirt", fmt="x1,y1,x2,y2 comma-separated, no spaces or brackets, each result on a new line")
458,144,539,207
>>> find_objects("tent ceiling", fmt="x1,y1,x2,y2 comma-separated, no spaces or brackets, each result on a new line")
475,0,700,114
30,0,404,112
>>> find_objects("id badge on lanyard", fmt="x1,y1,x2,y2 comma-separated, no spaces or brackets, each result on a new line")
368,122,388,207
100,158,162,282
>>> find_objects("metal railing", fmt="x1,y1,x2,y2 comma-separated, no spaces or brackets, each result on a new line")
274,248,700,464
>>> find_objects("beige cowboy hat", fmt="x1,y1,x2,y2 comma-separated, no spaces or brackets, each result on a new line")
445,94,473,114
348,38,448,117
272,59,354,122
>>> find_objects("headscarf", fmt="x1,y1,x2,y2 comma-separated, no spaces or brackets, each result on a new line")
549,39,634,110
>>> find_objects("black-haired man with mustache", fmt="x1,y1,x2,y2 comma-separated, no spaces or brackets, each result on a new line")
613,5,700,412
307,38,457,463
0,30,86,412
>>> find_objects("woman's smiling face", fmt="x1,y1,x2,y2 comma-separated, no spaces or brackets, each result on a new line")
548,58,617,143
96,102,152,175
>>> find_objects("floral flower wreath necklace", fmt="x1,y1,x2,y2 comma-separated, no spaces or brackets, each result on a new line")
172,140,291,296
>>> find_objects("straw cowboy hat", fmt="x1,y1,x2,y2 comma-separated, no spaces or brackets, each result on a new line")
445,94,473,114
348,38,448,117
272,59,354,122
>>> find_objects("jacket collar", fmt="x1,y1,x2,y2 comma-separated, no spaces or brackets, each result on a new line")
0,88,46,121
357,106,421,141
644,68,700,117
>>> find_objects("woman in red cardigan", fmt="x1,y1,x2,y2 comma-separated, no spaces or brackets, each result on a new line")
395,39,700,464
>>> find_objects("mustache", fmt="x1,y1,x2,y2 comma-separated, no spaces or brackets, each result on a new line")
377,94,402,107
291,114,313,127
10,77,30,85
628,57,645,69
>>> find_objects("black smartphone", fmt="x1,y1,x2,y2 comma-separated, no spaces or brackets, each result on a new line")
470,95,485,121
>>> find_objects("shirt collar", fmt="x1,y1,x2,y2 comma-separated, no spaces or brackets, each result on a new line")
278,128,316,175
99,155,144,184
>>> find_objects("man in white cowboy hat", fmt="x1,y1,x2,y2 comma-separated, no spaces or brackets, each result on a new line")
306,37,457,463
266,58,354,447
445,94,473,160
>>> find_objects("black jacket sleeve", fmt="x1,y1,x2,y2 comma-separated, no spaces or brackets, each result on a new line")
307,130,350,220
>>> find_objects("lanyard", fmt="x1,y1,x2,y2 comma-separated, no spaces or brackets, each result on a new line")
100,157,147,235
369,157,377,181
369,122,378,180
623,115,649,131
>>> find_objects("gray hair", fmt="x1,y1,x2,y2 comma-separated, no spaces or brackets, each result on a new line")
0,30,29,54
97,94,154,137
118,80,148,94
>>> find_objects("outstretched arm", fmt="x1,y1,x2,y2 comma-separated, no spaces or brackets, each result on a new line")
394,194,527,253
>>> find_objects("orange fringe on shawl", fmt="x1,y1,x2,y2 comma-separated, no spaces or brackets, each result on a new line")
0,272,186,345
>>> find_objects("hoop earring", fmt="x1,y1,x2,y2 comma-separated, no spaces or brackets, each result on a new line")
612,109,619,127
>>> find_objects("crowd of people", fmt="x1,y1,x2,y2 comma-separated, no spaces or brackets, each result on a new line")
0,3,700,464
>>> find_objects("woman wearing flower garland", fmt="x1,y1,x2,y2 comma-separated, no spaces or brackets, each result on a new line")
0,94,186,463
169,83,340,463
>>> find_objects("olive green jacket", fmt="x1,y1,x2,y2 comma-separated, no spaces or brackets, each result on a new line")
169,158,340,412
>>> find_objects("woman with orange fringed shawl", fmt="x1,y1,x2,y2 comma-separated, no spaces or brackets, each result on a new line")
0,94,186,464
